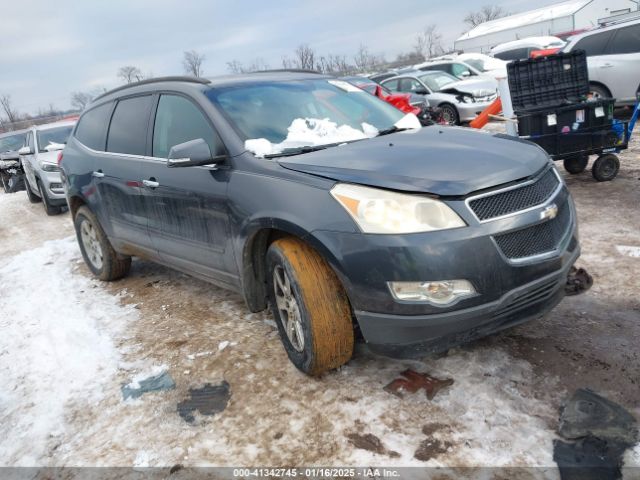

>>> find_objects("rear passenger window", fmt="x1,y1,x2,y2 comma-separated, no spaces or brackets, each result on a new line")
383,79,399,91
152,95,223,158
608,25,640,54
107,95,152,156
75,102,112,151
574,31,614,56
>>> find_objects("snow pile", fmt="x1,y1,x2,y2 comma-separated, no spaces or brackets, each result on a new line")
245,118,379,157
0,236,137,465
44,142,65,152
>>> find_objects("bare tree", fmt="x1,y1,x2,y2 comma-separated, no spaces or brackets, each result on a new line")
464,5,509,28
353,44,380,73
70,91,94,111
226,59,245,74
0,95,19,125
226,58,270,74
318,54,354,75
117,65,144,84
414,25,444,60
284,44,317,70
183,50,205,77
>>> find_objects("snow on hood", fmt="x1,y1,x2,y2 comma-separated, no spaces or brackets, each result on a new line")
245,114,421,158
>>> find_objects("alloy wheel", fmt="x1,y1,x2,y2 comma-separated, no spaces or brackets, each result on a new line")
273,265,305,352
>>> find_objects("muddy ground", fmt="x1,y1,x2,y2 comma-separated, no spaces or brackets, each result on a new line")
1,124,638,471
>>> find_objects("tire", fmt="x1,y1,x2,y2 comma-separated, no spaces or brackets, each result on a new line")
24,175,41,203
439,103,460,125
266,237,354,376
1,173,10,193
592,154,620,182
563,155,589,174
37,179,63,216
74,206,131,281
589,83,611,100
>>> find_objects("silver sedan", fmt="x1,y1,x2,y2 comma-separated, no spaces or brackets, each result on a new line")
382,70,498,125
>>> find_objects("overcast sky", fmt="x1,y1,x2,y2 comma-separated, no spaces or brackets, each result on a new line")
1,0,557,114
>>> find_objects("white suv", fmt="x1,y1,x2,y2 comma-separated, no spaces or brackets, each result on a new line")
19,120,75,215
563,19,640,105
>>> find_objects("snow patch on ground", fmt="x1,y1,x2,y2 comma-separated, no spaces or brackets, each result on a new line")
0,236,136,465
616,245,640,258
245,117,379,157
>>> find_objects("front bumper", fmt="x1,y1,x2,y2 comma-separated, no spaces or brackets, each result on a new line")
457,99,495,122
39,169,66,204
356,245,578,358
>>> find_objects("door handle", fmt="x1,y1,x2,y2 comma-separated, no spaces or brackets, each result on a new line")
92,170,104,178
142,178,160,188
601,63,613,68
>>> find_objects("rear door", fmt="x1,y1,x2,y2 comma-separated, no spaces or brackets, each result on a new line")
21,131,38,192
97,94,156,255
571,30,615,89
599,23,640,103
139,93,237,287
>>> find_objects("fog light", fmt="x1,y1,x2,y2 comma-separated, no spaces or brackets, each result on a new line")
388,280,476,306
49,182,63,190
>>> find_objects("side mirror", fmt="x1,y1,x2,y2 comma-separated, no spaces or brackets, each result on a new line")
167,138,225,168
460,71,471,78
18,146,33,155
414,88,428,95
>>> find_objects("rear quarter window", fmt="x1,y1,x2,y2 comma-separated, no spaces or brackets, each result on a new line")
107,95,153,156
75,102,113,151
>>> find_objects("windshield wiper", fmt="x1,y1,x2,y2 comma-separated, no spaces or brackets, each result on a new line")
376,126,411,137
265,144,333,158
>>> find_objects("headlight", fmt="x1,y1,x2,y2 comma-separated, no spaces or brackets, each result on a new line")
460,95,475,104
330,183,465,234
41,162,61,172
389,280,476,305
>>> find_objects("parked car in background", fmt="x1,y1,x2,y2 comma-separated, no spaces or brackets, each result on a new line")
563,18,640,105
456,53,507,79
340,76,446,126
19,120,75,215
0,130,27,193
491,36,566,61
369,72,397,84
62,73,579,375
415,59,499,85
382,70,498,124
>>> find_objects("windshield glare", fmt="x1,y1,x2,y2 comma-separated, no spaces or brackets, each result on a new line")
418,72,458,91
0,133,26,153
36,126,73,153
206,79,404,149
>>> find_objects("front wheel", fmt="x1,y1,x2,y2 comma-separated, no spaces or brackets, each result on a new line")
439,103,459,126
37,179,63,216
74,206,131,281
24,176,41,203
592,154,620,182
266,237,354,376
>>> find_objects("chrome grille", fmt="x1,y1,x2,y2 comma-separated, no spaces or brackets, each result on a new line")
469,168,560,221
494,202,571,260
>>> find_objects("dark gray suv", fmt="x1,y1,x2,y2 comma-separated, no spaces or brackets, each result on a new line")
61,72,580,375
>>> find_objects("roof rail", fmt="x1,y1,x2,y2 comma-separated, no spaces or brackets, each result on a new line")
248,68,323,75
598,10,640,27
93,76,211,102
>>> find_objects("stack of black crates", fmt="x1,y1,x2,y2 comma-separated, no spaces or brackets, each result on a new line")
507,51,618,159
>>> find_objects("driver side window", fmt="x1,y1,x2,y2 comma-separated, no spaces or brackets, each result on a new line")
152,94,223,159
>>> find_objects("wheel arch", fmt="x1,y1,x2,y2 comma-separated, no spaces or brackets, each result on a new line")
589,81,612,98
239,219,349,314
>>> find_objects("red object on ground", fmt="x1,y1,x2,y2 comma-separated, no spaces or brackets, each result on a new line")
469,98,502,129
530,48,562,58
374,85,422,116
384,369,454,400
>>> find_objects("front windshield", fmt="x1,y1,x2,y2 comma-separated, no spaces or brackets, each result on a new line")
418,72,458,92
206,79,405,156
36,125,73,153
0,133,26,153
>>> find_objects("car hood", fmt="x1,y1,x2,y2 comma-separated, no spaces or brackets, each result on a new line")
440,77,498,97
0,150,20,161
278,127,549,196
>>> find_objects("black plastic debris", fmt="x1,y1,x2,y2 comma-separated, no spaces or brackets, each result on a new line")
554,389,638,480
177,381,230,423
121,371,176,400
565,267,593,296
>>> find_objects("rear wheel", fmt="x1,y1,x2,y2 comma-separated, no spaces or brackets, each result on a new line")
37,179,63,216
24,175,41,203
589,83,611,100
74,206,131,281
266,237,354,376
592,154,620,182
439,103,460,125
563,155,589,174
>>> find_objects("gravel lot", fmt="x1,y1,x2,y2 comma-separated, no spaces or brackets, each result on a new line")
0,125,638,473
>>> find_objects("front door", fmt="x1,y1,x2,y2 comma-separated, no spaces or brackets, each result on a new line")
140,93,237,288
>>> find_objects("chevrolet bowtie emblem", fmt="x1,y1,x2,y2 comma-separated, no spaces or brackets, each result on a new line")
540,204,559,220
